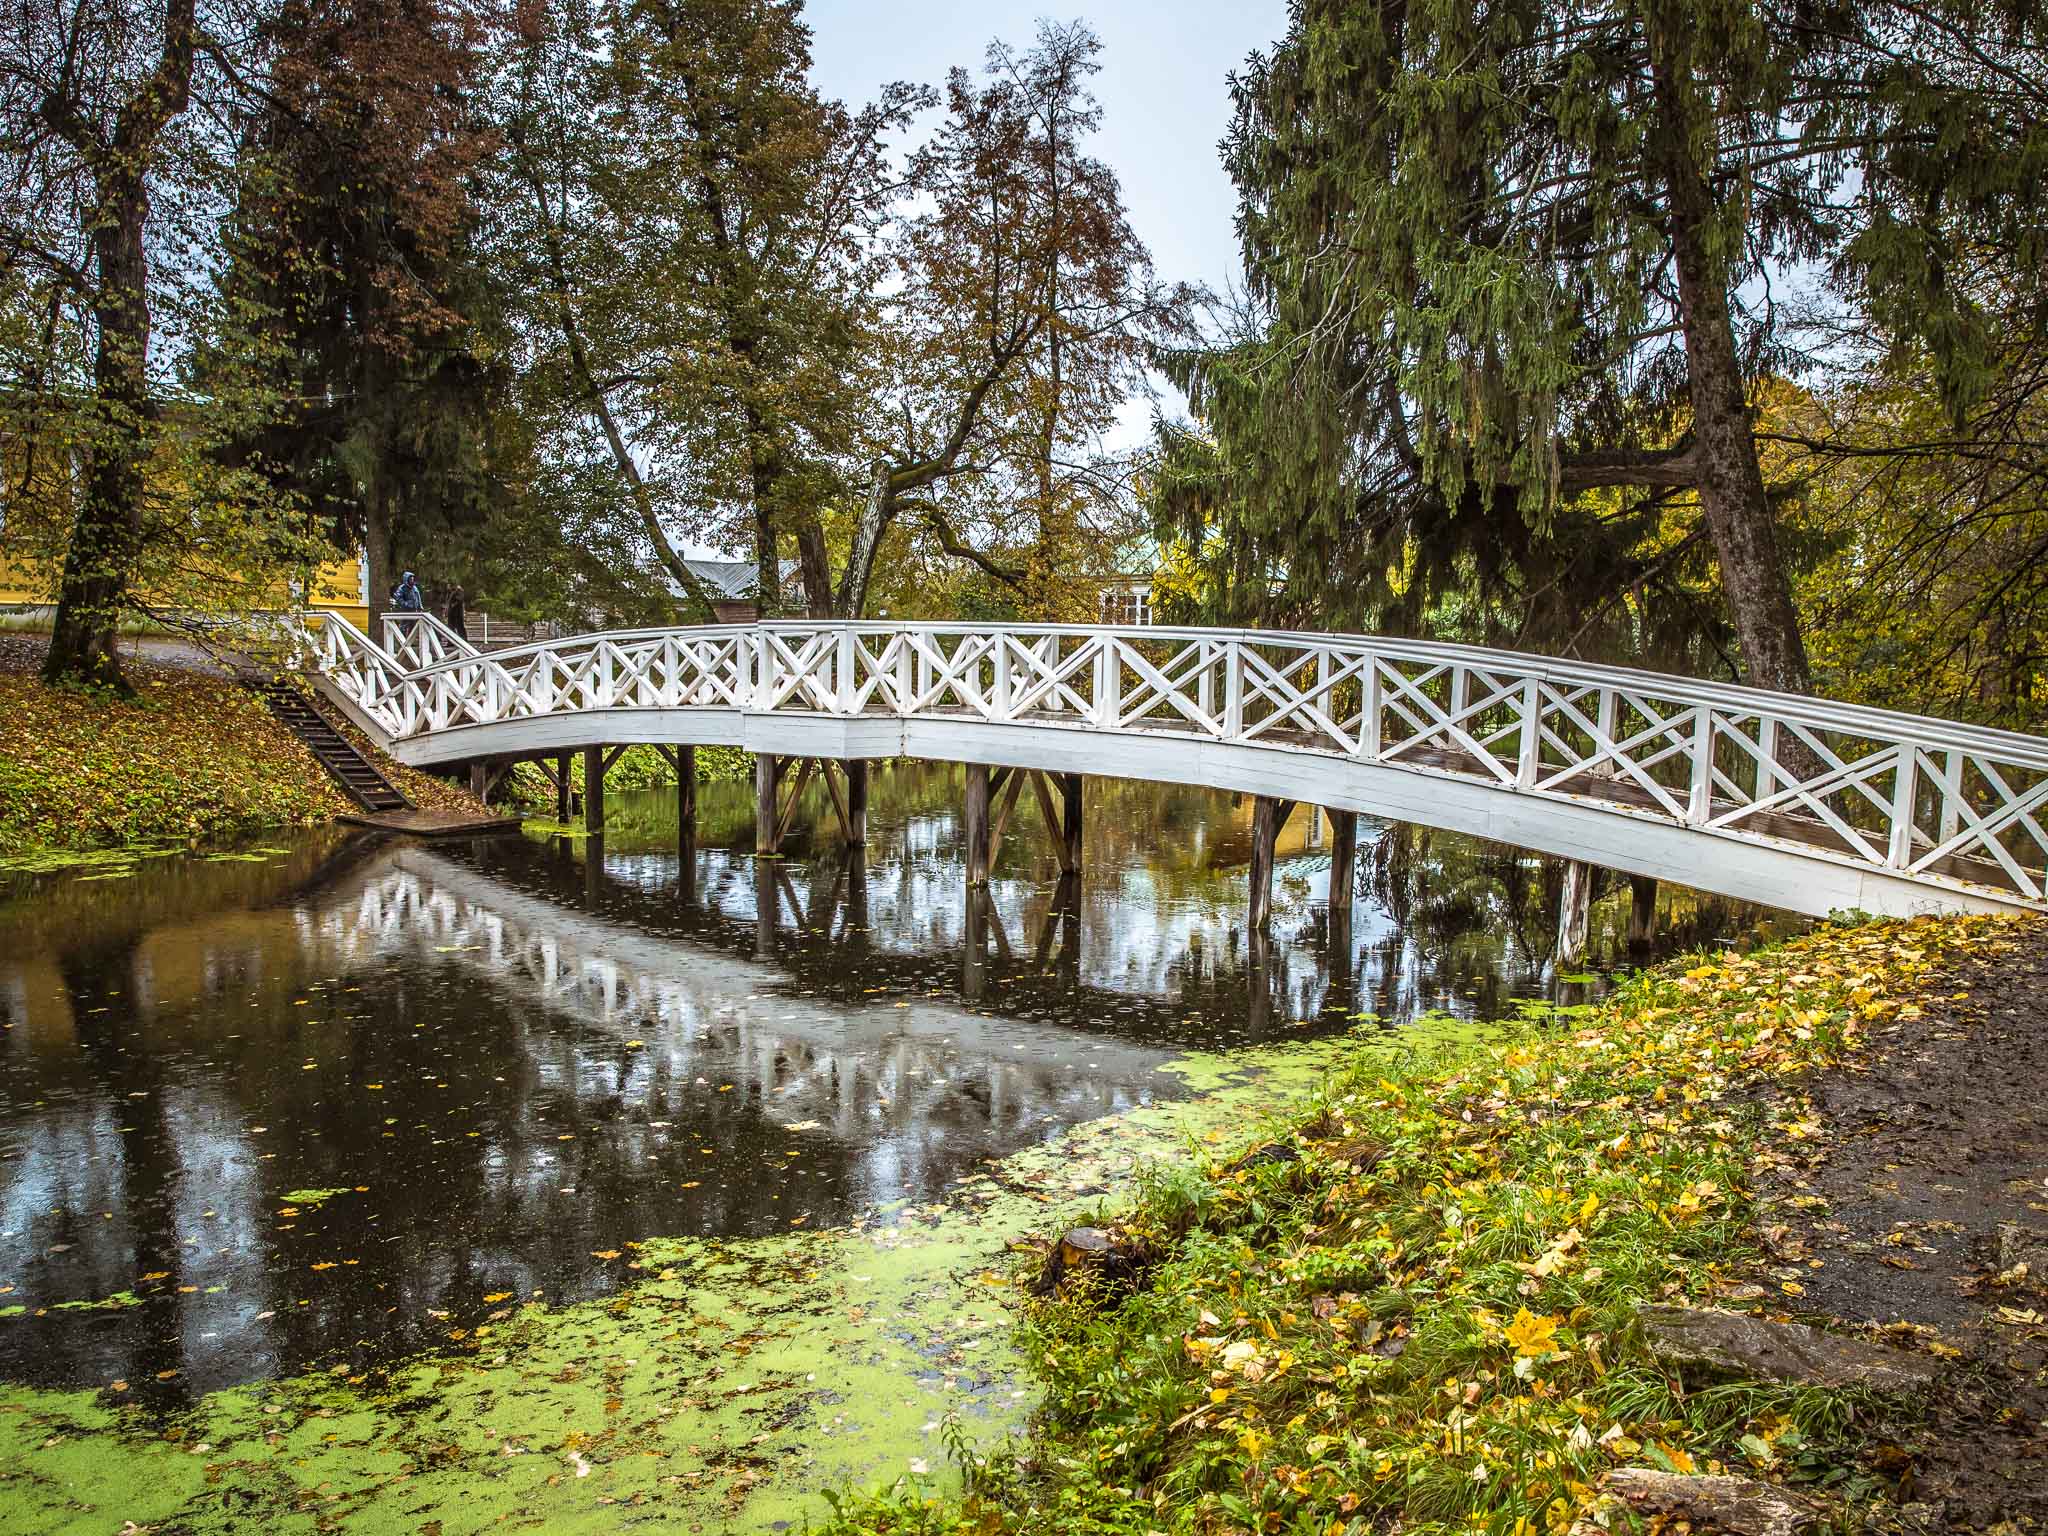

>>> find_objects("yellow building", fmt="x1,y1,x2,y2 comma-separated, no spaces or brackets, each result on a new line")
0,548,369,631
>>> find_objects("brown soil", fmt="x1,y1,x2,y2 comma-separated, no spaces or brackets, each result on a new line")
1756,920,2048,1531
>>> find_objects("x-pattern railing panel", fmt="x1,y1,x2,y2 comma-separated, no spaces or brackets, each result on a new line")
304,615,2048,907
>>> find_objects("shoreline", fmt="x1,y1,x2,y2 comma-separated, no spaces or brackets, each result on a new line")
1,876,2037,1530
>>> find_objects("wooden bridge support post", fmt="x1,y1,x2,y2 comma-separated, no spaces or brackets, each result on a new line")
964,763,992,886
1628,875,1658,949
1326,809,1357,918
844,760,868,845
1557,860,1593,969
583,745,606,836
675,745,697,841
1061,772,1083,874
1248,795,1295,932
556,752,573,822
755,753,779,856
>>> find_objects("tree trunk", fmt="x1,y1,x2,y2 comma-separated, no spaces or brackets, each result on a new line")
41,0,198,689
747,407,781,619
1649,17,1811,695
836,459,894,618
515,153,718,622
42,207,146,691
794,519,835,618
364,492,394,628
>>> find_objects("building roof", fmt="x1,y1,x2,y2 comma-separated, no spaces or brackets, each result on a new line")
680,559,763,602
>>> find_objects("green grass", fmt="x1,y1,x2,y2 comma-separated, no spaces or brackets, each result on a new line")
817,914,2021,1536
503,741,752,807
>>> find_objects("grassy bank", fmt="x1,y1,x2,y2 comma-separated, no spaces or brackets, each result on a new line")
503,740,753,808
0,636,472,862
824,913,2020,1536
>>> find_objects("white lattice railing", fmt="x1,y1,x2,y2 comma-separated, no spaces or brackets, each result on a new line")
307,615,2048,906
380,612,477,672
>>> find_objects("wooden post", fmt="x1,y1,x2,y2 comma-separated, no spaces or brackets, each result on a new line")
1249,795,1293,932
556,752,572,822
964,763,992,886
676,745,697,840
469,761,489,800
1628,874,1658,948
1062,772,1083,874
844,760,868,845
1326,808,1357,917
583,744,606,835
754,752,779,855
1557,860,1593,968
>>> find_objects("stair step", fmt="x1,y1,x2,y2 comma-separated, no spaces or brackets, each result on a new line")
249,679,412,814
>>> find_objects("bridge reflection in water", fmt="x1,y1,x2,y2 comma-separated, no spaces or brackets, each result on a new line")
0,833,1194,1400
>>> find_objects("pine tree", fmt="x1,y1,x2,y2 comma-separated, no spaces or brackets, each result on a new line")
1171,0,2048,689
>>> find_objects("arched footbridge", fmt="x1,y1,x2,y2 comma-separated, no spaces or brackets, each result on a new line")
306,613,2048,920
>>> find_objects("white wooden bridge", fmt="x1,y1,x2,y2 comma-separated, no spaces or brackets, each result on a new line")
306,612,2048,922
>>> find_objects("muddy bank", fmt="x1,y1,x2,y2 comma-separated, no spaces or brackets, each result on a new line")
1756,922,2048,1530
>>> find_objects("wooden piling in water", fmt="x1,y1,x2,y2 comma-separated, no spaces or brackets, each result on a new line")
1249,795,1295,932
1629,874,1658,948
1326,808,1357,917
1557,859,1593,967
583,744,606,835
754,753,779,855
964,763,992,886
844,760,868,845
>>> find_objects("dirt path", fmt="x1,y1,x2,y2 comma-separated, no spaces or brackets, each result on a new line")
1757,921,2048,1530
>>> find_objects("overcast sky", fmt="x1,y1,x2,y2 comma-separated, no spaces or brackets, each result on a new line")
804,0,1284,318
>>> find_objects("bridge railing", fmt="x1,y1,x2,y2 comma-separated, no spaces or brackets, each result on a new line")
310,617,2048,903
380,612,480,671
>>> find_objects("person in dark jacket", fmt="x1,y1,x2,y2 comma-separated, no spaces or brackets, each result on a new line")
391,571,424,612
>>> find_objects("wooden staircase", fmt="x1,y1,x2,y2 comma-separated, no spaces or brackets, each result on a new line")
252,679,411,813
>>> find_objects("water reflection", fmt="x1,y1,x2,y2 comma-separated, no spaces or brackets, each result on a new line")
0,765,1760,1401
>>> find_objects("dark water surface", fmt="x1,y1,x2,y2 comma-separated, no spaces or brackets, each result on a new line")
0,765,1754,1402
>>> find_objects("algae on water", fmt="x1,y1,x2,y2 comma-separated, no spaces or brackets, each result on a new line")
0,1036,1379,1536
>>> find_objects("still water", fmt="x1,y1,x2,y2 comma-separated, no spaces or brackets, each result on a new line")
0,764,1751,1404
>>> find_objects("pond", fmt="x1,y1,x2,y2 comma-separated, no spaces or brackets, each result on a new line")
0,762,1756,1409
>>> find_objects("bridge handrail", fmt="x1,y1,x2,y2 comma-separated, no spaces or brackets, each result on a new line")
379,611,481,671
308,615,2048,905
380,618,2048,767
